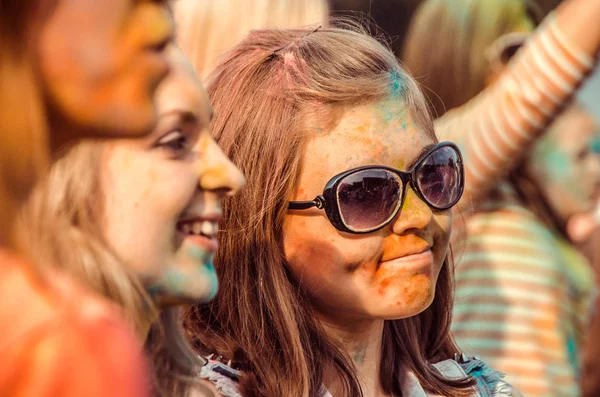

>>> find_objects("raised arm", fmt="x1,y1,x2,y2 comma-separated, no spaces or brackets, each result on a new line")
437,0,600,206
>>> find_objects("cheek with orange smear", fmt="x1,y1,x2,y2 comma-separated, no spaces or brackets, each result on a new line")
374,267,433,308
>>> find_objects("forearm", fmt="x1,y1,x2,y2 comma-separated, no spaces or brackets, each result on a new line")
440,0,599,205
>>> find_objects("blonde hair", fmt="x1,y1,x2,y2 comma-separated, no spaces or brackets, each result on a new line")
184,23,473,397
19,141,213,397
402,0,538,117
173,0,329,79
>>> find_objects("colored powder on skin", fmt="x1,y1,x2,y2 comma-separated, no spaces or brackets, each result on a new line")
376,75,411,133
186,245,210,262
591,136,600,154
375,102,396,126
164,268,188,293
186,247,219,301
537,140,570,179
566,336,579,371
202,261,219,301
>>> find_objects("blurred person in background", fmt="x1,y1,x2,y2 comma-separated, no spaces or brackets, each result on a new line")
327,0,561,61
328,0,422,59
20,44,245,397
566,187,600,397
173,0,329,80
0,0,173,395
403,0,600,395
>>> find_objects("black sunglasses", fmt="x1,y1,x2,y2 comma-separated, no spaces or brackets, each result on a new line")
288,142,464,234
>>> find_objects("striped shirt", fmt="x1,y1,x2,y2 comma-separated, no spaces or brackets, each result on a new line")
452,186,595,397
437,12,596,207
435,10,598,397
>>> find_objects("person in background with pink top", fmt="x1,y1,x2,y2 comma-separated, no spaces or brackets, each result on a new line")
0,0,174,395
403,0,600,395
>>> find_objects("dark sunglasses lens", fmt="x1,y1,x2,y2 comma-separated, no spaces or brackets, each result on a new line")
416,145,462,208
337,169,401,231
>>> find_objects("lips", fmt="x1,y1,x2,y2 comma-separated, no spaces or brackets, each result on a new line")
378,249,434,271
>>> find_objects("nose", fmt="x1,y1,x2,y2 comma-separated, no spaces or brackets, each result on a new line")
197,138,245,197
391,188,433,235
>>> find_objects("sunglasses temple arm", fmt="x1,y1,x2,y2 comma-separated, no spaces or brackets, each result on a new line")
288,196,325,210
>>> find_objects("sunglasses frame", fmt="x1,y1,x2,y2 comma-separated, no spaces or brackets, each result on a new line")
288,141,464,234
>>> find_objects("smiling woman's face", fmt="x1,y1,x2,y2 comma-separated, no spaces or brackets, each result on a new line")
283,99,451,325
99,46,245,304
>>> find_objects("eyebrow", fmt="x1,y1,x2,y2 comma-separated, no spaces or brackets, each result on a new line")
160,109,199,125
406,143,436,169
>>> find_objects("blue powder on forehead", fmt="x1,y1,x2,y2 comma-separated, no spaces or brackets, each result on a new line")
388,70,407,98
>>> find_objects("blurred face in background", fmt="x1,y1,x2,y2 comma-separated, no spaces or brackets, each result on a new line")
38,0,174,142
0,0,173,245
525,106,600,223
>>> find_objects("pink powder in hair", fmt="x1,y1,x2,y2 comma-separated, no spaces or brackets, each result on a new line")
283,52,298,68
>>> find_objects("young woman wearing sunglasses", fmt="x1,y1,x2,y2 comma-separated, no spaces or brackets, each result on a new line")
182,24,518,397
403,0,600,395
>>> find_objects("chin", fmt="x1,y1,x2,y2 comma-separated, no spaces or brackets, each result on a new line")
155,283,219,307
369,286,436,320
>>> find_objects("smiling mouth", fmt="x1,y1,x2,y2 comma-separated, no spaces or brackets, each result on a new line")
175,218,220,252
177,220,218,237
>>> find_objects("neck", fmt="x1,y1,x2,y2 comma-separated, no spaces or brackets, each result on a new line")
321,316,388,397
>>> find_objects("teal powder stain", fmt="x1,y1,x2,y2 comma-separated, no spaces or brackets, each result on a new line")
186,246,210,262
388,70,407,98
375,102,396,125
591,136,600,154
164,268,188,293
401,121,408,130
201,261,219,302
566,336,579,375
538,140,570,179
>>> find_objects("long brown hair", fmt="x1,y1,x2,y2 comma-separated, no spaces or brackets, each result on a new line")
19,141,214,397
0,1,50,248
402,0,541,117
184,24,473,397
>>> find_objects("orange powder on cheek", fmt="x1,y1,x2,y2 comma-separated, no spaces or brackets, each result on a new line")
375,268,433,307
